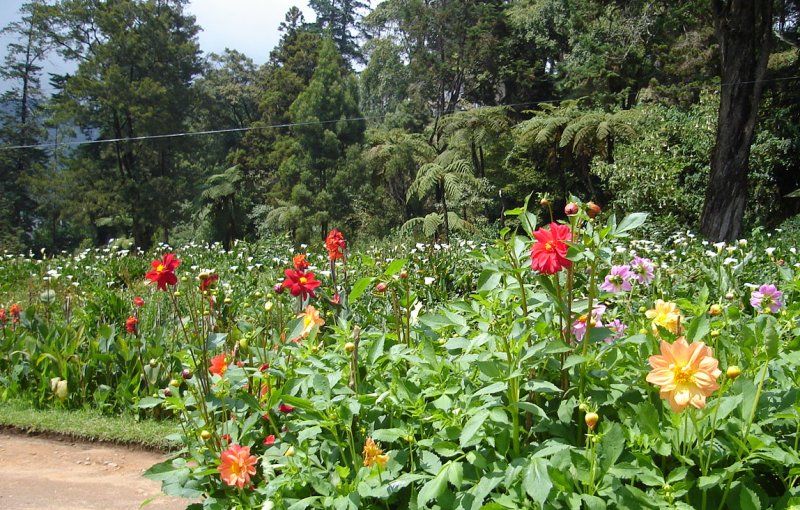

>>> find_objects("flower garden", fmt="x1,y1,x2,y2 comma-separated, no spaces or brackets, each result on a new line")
2,199,800,510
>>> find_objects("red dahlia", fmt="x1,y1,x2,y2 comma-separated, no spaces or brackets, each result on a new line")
145,253,181,291
282,269,321,300
530,222,572,275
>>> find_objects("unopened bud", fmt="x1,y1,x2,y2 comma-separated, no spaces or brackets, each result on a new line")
585,412,599,430
709,304,722,316
726,365,741,380
200,430,212,441
345,342,356,353
399,270,408,280
375,282,388,293
540,197,551,207
284,446,295,457
273,284,284,295
725,292,735,301
181,369,193,380
565,202,579,216
586,201,601,219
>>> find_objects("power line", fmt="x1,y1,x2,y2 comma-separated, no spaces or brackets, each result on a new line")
1,75,799,152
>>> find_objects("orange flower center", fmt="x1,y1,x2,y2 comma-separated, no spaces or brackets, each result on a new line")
157,264,165,273
672,365,693,384
299,277,308,284
544,242,553,251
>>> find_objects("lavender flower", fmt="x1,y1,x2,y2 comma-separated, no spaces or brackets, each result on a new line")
750,284,783,314
600,265,633,293
629,256,655,285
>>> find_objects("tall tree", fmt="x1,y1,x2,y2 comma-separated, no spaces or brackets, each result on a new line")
0,0,50,249
699,0,772,241
286,37,365,238
42,0,202,248
308,0,369,64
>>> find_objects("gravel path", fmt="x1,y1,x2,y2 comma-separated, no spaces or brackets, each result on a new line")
0,431,196,510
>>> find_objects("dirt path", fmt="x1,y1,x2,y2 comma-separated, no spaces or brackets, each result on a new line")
0,431,197,510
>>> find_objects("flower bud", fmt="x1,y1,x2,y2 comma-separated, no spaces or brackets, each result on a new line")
565,202,579,216
375,282,388,293
284,446,295,457
164,388,172,397
709,304,722,316
726,365,741,380
149,358,158,368
264,301,273,312
345,342,356,353
710,329,720,338
173,291,182,297
181,368,193,380
399,270,408,280
725,292,735,301
223,297,233,304
239,338,248,350
273,283,284,294
169,379,180,388
585,412,599,430
200,430,212,441
586,201,601,219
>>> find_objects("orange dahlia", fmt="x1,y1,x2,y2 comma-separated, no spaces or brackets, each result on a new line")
646,337,721,413
218,444,258,489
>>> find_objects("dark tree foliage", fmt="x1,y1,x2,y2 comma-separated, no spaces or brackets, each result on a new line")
1,0,799,249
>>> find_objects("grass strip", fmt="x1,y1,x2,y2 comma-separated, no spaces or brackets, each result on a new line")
0,399,180,450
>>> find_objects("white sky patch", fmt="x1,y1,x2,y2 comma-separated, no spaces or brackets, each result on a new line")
0,0,317,93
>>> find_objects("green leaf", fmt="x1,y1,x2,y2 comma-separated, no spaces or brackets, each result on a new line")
349,277,373,302
477,270,502,293
206,332,227,350
615,212,648,235
298,425,321,444
137,396,162,409
738,485,762,510
417,466,449,507
447,461,464,489
371,428,406,443
384,258,408,277
473,382,507,397
460,409,490,447
685,314,709,343
420,450,442,475
563,355,590,370
524,380,562,394
524,457,552,506
598,422,625,476
143,460,187,482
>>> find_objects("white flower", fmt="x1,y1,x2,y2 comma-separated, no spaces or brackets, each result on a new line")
723,257,737,266
713,242,726,252
766,247,776,256
423,276,435,285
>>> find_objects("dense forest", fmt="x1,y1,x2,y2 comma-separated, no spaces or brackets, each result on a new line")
0,0,799,251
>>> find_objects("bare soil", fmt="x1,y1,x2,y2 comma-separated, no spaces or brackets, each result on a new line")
0,431,197,510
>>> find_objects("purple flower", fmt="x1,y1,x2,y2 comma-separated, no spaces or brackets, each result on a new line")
750,284,783,314
572,306,606,341
605,319,628,343
629,256,655,285
600,265,633,293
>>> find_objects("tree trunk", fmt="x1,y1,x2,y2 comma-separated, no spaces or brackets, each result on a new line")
440,180,450,244
699,0,772,241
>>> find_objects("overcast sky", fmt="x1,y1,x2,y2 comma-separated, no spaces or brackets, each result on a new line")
0,0,319,92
